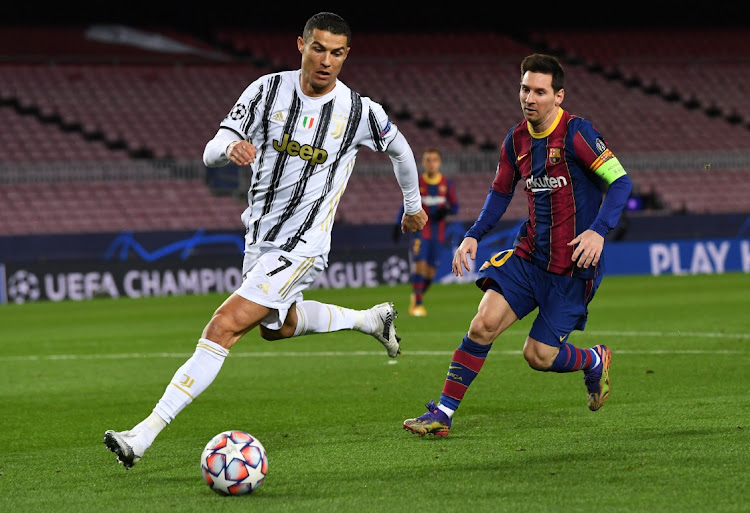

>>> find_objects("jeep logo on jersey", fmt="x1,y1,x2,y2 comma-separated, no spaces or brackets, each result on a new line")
272,133,328,165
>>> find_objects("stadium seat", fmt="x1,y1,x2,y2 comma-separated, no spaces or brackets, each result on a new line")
0,25,748,228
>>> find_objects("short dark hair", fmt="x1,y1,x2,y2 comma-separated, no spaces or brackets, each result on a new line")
303,12,351,47
521,54,564,92
423,147,442,158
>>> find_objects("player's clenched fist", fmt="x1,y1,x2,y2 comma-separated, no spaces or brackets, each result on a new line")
401,209,428,234
227,140,257,166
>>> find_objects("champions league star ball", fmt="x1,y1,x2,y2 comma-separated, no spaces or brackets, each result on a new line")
200,431,268,496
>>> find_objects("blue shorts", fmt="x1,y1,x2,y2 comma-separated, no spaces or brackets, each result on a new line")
411,236,442,268
476,250,602,347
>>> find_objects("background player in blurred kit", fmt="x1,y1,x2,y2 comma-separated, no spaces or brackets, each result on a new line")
394,148,458,316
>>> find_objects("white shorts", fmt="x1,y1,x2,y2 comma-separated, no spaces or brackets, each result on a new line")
236,245,325,330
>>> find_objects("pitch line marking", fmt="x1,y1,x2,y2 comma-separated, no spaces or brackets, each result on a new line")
421,329,750,340
1,328,747,362
0,348,745,362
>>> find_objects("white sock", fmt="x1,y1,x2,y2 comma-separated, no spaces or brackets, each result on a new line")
437,403,455,418
151,338,229,427
132,412,166,447
293,300,368,336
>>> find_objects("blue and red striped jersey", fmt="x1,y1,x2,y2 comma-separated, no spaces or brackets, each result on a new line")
419,173,458,242
396,172,459,243
492,108,617,279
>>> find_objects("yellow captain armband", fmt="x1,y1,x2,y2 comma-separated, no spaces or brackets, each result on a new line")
590,149,627,185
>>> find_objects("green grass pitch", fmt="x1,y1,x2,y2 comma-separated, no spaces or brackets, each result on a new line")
0,273,748,512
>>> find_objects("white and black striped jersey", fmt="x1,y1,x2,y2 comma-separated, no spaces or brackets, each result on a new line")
217,70,401,258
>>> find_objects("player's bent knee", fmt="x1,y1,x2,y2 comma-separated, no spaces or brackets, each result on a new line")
523,351,548,371
203,308,253,348
203,315,238,348
523,338,557,370
258,327,280,341
258,324,295,341
467,315,501,345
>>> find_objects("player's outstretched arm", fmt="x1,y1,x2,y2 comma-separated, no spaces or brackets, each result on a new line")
385,132,423,229
452,237,478,277
203,129,256,168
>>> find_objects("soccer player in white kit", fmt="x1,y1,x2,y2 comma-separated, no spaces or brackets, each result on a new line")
104,12,428,469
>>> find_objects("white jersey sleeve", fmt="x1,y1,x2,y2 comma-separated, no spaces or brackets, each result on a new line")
203,75,269,167
358,98,399,153
385,131,422,215
219,77,266,144
203,128,241,167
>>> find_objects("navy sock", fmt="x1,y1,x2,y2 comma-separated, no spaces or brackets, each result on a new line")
439,335,492,411
547,342,597,372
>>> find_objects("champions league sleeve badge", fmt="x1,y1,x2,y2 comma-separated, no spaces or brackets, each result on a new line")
229,103,247,120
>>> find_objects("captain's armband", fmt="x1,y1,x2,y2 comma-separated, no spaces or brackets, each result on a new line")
590,149,627,185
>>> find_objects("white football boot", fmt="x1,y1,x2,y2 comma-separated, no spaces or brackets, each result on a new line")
103,429,148,469
368,302,401,358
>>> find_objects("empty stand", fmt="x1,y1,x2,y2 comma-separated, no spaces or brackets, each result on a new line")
0,63,260,161
531,28,750,125
1,24,749,234
627,167,750,215
0,179,245,235
0,106,129,162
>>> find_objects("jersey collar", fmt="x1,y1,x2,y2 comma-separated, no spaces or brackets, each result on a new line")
527,107,564,139
422,172,443,185
295,69,340,100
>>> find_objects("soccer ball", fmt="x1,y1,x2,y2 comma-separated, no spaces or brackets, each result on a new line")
200,430,268,496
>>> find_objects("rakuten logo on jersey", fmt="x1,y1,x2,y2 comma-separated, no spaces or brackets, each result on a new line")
422,195,446,207
525,175,568,192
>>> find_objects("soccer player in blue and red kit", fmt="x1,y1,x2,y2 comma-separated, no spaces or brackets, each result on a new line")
394,148,458,316
404,54,633,436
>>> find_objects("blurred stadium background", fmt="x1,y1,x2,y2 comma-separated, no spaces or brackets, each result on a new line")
1,2,749,302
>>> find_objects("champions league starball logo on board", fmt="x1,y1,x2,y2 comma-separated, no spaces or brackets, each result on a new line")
381,256,410,285
7,269,40,304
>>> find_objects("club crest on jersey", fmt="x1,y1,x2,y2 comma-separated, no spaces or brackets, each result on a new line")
330,113,348,139
301,116,315,129
548,148,562,165
330,120,345,139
